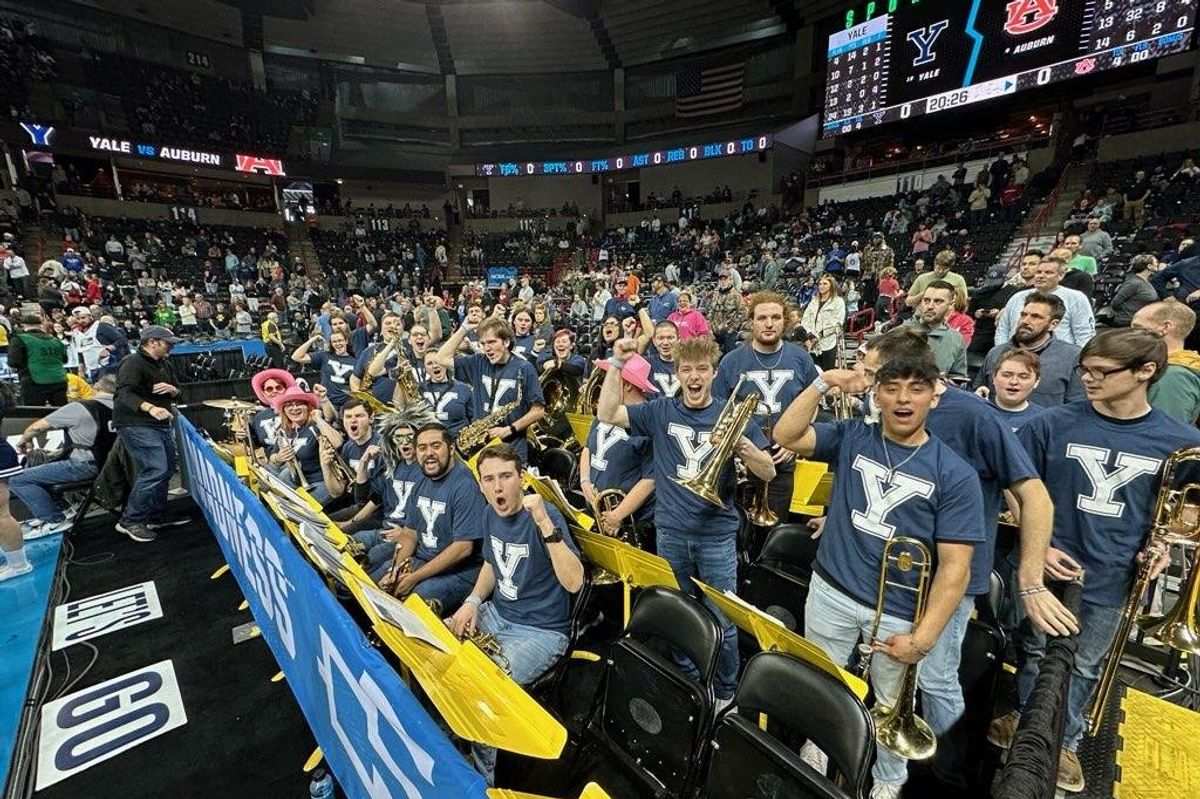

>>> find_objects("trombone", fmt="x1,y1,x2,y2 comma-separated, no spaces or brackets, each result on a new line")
856,535,938,761
832,324,855,420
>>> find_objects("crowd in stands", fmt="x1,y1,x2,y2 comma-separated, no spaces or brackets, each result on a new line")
465,201,584,220
0,17,56,120
122,176,277,212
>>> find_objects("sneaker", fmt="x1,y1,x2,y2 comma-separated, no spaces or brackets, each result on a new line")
20,519,43,536
869,782,902,799
1057,748,1085,793
987,712,1020,749
799,740,828,776
147,517,190,530
0,561,33,581
116,521,158,543
25,519,71,539
713,696,734,715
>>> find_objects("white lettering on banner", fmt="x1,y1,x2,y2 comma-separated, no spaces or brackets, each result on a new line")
89,136,131,154
423,391,457,421
590,423,629,471
667,424,713,480
36,660,187,790
188,443,296,658
52,581,163,651
491,538,530,600
317,628,436,798
389,480,416,521
415,497,446,549
1066,444,1162,517
158,147,221,166
481,376,518,410
744,369,795,414
851,455,935,539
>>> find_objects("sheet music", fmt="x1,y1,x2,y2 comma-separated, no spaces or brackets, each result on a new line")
723,590,784,627
356,581,451,653
274,496,327,527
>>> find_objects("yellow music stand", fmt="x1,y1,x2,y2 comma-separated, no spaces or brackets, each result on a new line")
1115,687,1200,798
565,411,594,449
525,472,594,532
488,782,614,799
790,460,833,516
693,579,867,700
345,577,568,760
573,528,679,625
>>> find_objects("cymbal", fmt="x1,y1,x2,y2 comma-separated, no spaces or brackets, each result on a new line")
203,398,260,411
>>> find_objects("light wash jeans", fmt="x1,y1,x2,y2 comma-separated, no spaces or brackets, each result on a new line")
916,594,974,736
804,572,916,789
470,601,567,785
10,458,98,522
1017,599,1122,751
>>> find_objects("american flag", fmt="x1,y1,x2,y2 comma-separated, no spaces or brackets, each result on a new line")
675,62,745,118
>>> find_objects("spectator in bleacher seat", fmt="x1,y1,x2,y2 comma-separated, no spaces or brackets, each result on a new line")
968,180,991,226
707,270,744,354
978,292,1084,407
801,275,846,371
667,290,709,342
825,240,846,275
603,277,636,322
947,293,975,348
1107,254,1160,327
11,374,117,538
1079,218,1114,261
646,276,677,322
904,280,967,379
4,248,29,299
70,307,127,381
996,256,1095,347
1131,300,1200,425
1124,168,1152,227
9,312,67,407
862,232,895,279
905,249,967,311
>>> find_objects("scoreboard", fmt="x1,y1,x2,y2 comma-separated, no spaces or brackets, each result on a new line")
823,0,1198,136
475,134,772,177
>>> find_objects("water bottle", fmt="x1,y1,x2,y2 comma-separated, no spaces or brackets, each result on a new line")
309,767,334,799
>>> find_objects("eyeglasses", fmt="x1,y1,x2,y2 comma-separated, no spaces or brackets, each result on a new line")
263,384,286,394
1073,364,1132,381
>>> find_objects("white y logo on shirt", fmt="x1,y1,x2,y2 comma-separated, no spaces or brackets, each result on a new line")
851,455,935,539
415,496,447,549
745,369,796,414
481,376,518,410
328,361,353,384
423,390,458,422
388,480,416,521
491,538,530,601
653,372,680,397
590,423,629,472
667,423,713,480
1066,444,1162,518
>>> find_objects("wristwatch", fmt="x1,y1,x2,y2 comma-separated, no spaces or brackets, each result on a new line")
542,526,564,544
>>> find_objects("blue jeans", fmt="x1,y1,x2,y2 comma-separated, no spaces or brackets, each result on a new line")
1017,599,1122,751
916,595,973,736
350,529,395,582
9,457,98,522
118,426,177,524
412,559,479,611
656,530,740,700
805,573,914,788
470,601,568,785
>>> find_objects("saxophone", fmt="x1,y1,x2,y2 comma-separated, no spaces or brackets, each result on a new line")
455,398,521,458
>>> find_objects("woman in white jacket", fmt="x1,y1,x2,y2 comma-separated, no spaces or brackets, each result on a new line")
801,275,846,370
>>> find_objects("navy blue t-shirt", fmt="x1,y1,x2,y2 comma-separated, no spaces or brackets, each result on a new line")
375,460,422,526
627,396,769,540
421,379,473,436
340,432,380,476
585,418,655,522
350,327,371,358
353,340,400,380
483,504,579,634
643,350,680,397
453,352,545,462
810,420,987,618
410,461,487,570
1019,402,1200,606
713,342,820,436
249,407,281,453
310,350,357,408
511,334,537,362
278,423,323,483
991,401,1047,433
925,385,1039,596
536,352,589,377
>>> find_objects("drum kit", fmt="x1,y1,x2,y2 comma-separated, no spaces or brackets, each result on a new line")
203,397,260,460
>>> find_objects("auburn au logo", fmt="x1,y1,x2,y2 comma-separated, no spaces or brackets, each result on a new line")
1005,0,1057,35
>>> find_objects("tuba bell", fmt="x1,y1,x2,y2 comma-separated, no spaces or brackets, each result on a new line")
575,368,605,415
674,375,761,508
529,365,580,451
589,488,638,585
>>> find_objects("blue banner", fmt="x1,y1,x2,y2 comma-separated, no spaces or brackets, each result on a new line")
487,266,519,289
178,418,488,799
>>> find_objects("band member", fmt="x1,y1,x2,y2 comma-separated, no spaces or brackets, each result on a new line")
853,329,1075,786
404,321,441,381
435,316,545,464
988,329,1200,794
378,424,487,610
713,291,820,522
421,351,472,437
350,406,435,580
246,368,296,461
268,386,343,506
536,330,588,378
448,443,585,785
331,312,368,357
322,399,380,528
581,354,656,539
598,336,775,706
774,357,985,797
458,303,486,353
510,308,545,362
352,311,403,392
291,329,357,412
979,349,1047,431
644,320,681,396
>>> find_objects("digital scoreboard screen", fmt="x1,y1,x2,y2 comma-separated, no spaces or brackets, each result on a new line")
475,134,772,177
823,0,1198,136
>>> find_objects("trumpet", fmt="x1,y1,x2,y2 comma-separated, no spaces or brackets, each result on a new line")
384,549,414,598
745,416,779,527
318,433,354,487
832,325,855,421
856,535,938,761
278,425,310,491
674,375,760,507
1087,445,1200,734
465,627,511,674
589,487,636,586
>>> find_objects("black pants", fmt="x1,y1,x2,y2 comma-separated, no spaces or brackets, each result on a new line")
265,342,286,368
22,381,67,407
816,348,836,371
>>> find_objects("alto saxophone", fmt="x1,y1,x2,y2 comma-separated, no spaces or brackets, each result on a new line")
455,383,525,458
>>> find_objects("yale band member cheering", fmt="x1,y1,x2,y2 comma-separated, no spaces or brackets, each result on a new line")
246,368,295,462
713,291,820,523
774,356,985,798
436,316,545,464
420,350,473,437
598,335,775,706
449,443,585,786
321,399,381,531
291,328,357,412
268,386,343,506
644,320,681,397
